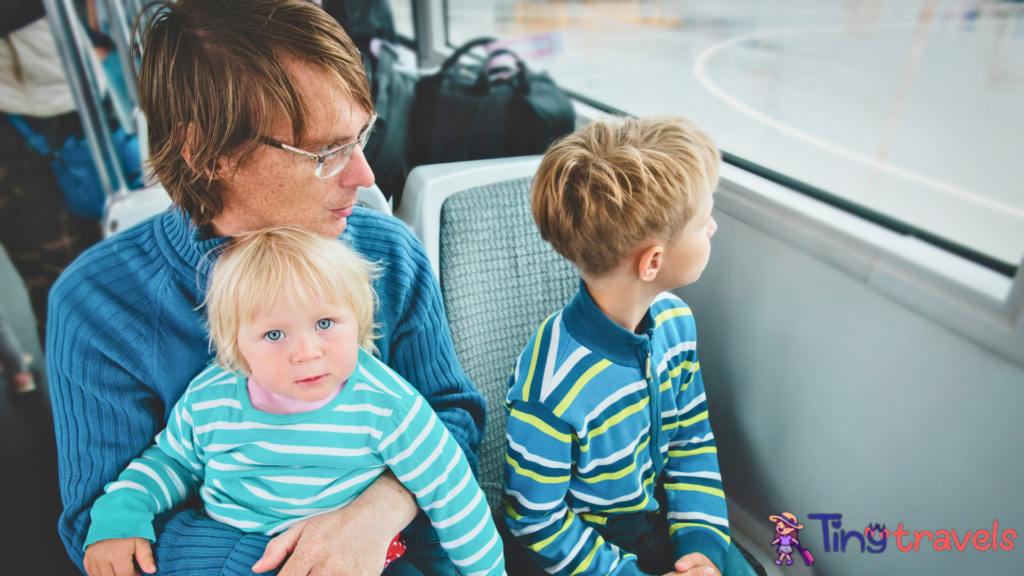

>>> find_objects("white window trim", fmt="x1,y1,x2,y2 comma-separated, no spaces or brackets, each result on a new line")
716,163,1024,367
574,99,1023,366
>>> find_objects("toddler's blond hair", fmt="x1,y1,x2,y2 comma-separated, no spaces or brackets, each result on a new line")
205,226,380,375
532,115,720,277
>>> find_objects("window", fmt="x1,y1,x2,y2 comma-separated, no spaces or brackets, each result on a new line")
392,0,414,41
443,0,1024,275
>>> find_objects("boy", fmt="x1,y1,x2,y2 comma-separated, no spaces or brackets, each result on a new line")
500,117,752,576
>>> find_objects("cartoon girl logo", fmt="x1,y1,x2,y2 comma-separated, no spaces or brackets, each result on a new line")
770,512,814,566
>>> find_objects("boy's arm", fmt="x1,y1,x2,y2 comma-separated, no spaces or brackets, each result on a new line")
502,401,645,576
662,352,730,573
376,392,504,576
84,395,203,547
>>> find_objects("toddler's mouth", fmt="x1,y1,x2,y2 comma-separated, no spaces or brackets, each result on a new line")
295,374,328,386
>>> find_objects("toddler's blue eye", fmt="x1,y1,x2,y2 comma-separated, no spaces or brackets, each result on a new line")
264,330,284,341
316,319,334,330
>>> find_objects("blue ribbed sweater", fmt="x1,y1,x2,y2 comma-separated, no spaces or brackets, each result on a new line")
47,207,485,575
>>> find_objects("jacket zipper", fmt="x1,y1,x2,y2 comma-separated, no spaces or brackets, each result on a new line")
644,340,664,478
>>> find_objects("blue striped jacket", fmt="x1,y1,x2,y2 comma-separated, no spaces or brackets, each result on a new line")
501,282,729,576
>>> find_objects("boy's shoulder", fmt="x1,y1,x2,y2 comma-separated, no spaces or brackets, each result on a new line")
508,308,637,417
650,291,697,339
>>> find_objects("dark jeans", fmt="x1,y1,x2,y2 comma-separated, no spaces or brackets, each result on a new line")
0,113,100,349
496,493,763,576
382,512,458,576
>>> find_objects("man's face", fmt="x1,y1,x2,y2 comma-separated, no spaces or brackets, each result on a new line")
213,60,374,238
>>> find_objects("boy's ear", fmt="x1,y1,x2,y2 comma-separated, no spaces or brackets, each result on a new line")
637,245,664,282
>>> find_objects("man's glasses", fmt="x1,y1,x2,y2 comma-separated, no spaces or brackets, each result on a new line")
255,113,376,179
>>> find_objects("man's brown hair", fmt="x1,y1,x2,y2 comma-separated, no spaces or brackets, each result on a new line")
532,115,720,277
135,0,373,228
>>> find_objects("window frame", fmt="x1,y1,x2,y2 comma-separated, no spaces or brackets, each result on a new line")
432,0,1020,279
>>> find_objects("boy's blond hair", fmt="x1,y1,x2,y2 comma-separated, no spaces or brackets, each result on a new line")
205,227,380,375
532,115,720,277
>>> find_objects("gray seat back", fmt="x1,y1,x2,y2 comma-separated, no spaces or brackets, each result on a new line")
438,176,578,508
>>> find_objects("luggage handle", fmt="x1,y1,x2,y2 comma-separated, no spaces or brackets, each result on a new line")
483,48,531,95
441,37,497,70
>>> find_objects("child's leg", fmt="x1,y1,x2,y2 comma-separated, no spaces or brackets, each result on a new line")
494,511,550,576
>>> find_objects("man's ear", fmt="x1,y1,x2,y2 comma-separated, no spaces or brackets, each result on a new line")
637,244,664,282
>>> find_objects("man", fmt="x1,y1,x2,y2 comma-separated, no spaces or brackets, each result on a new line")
46,1,485,575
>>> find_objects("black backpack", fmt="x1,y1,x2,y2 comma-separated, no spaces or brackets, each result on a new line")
360,43,415,209
408,38,575,170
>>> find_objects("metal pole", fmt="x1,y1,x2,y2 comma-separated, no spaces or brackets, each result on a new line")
412,0,444,67
103,0,140,107
43,0,129,202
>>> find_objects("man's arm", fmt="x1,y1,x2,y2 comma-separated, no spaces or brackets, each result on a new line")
386,233,486,471
46,268,275,576
83,403,204,548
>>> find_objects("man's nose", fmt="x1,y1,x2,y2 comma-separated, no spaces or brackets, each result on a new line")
337,146,375,191
708,216,718,238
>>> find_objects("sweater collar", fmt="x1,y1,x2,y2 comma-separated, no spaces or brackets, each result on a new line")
159,208,357,273
562,279,654,369
160,208,228,272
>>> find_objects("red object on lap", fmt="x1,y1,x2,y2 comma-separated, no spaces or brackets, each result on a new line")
385,534,406,567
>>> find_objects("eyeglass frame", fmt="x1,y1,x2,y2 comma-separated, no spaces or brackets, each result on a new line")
252,113,377,179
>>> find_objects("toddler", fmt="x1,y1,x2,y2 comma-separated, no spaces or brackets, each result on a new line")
83,227,504,576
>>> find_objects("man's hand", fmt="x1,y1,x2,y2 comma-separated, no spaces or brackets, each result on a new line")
84,537,156,576
664,552,721,576
252,470,418,576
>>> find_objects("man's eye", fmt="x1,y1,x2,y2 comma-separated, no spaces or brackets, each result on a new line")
316,319,334,330
264,330,284,341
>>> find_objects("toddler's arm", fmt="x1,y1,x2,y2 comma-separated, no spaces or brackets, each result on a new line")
376,390,504,576
83,393,203,549
662,350,730,573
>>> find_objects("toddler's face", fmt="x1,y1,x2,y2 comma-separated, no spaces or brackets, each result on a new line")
236,292,360,402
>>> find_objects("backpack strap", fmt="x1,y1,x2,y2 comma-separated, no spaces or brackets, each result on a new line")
6,114,52,158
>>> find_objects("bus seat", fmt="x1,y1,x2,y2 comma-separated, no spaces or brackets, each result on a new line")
396,157,579,508
102,184,391,238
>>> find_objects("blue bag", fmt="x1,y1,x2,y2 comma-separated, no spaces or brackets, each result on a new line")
7,114,142,219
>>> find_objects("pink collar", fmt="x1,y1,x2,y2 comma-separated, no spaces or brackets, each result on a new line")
246,378,344,415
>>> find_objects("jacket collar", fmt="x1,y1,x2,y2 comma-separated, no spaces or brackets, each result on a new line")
562,279,654,369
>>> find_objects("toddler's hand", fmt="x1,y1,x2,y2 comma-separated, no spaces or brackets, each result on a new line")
84,537,156,576
665,552,720,576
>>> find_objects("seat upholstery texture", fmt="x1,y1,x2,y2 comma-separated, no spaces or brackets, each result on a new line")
438,176,578,508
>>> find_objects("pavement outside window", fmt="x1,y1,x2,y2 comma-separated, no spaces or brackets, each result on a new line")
441,0,1024,269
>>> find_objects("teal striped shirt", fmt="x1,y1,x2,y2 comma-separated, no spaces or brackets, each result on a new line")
502,283,729,576
85,348,504,576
